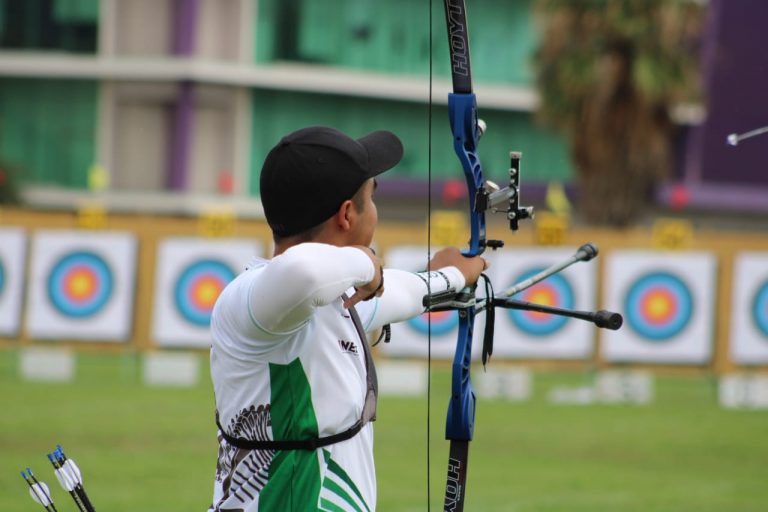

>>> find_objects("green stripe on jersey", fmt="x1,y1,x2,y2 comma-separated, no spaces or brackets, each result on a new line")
259,358,322,510
322,450,370,512
321,480,363,512
320,497,352,512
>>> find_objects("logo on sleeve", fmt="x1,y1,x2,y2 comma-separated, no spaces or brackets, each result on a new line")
338,339,358,355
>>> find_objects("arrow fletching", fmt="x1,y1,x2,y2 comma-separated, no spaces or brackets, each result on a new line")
54,466,77,491
49,453,76,491
29,481,54,506
22,469,55,508
55,445,84,485
64,459,83,485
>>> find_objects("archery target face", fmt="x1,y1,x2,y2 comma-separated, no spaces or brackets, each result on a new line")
730,253,768,363
484,248,596,359
378,246,480,360
603,251,715,364
174,259,235,327
25,230,137,341
507,269,574,337
624,272,693,341
152,237,262,347
0,228,27,336
753,280,768,337
47,251,113,318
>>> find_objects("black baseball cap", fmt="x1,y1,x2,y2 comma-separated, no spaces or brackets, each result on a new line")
260,126,403,237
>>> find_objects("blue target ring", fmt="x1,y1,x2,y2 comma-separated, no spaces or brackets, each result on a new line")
624,272,693,341
0,257,5,297
507,268,574,336
47,251,114,318
751,279,768,337
174,259,235,327
407,310,459,336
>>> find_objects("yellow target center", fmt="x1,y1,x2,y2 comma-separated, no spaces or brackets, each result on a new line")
194,279,222,307
647,294,672,320
69,271,95,299
529,288,555,306
527,288,556,320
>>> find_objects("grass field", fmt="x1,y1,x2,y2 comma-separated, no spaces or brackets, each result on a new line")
1,349,767,511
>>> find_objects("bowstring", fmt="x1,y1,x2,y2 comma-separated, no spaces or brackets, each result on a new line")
426,0,433,510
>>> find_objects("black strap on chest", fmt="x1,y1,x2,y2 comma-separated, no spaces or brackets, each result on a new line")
216,296,378,451
216,413,367,451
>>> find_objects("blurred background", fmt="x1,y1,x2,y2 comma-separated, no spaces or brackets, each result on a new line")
1,0,767,510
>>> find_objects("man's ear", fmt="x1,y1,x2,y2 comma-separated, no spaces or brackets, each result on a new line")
334,199,355,231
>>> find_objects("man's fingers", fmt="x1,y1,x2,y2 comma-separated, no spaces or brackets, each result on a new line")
343,286,384,309
343,292,364,309
369,283,385,299
344,254,384,309
344,283,385,310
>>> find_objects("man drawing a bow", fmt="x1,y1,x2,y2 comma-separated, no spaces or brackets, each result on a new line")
209,126,486,511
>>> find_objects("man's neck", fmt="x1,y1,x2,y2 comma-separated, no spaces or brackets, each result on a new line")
273,233,343,257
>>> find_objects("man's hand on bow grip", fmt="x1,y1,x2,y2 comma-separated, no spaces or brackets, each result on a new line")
428,247,488,286
343,247,385,309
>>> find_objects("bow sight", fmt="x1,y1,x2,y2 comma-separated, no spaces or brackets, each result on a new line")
475,150,534,238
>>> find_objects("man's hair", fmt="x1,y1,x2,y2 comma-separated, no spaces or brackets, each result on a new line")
272,182,367,244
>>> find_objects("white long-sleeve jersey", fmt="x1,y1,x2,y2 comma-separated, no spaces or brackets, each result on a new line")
209,243,464,512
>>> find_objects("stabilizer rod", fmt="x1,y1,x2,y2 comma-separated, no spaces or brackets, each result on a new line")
500,243,598,298
493,298,623,330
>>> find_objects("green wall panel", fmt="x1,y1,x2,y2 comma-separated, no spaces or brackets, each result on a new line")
255,0,535,86
249,89,570,196
53,0,99,23
0,78,97,188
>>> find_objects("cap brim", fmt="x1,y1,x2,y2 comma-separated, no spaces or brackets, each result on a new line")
357,130,404,176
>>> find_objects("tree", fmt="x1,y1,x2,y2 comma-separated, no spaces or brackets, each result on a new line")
532,0,704,226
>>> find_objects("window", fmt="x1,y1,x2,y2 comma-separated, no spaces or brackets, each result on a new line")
0,0,98,53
